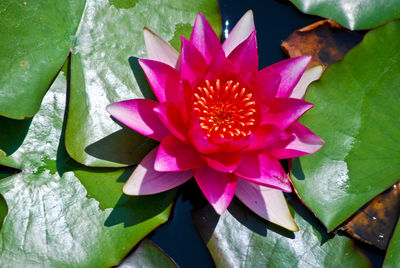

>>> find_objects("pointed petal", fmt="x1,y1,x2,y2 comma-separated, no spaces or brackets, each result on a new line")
194,165,238,214
270,122,324,159
180,37,208,85
204,152,242,173
138,59,180,103
190,12,223,63
290,65,323,99
155,136,203,172
235,151,292,192
252,72,280,106
236,179,298,231
106,99,170,142
246,124,287,151
228,31,258,73
261,98,313,130
123,147,192,195
204,50,236,82
260,56,311,98
143,27,179,68
153,102,187,142
223,10,255,57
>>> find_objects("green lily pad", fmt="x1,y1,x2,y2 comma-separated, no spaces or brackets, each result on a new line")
0,0,221,167
291,20,400,231
289,0,400,30
0,0,85,119
119,239,178,268
384,217,400,268
193,198,370,267
0,71,175,267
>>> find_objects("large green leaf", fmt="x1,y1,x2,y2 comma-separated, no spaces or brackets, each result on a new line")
0,0,221,167
0,71,175,267
193,198,370,267
291,20,400,231
384,217,400,268
66,0,221,167
119,239,178,268
289,0,400,30
0,0,86,119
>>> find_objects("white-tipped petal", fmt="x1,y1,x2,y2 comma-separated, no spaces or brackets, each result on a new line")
143,27,180,68
235,179,299,231
289,65,323,99
123,147,192,195
222,10,255,57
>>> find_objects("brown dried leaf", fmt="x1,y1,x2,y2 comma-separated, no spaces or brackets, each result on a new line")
281,20,364,69
340,182,400,250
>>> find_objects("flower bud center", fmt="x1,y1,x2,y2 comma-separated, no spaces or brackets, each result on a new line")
193,79,257,139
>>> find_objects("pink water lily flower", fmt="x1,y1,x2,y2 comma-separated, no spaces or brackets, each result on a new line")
107,11,323,231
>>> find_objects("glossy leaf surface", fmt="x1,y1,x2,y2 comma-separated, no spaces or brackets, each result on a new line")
282,19,399,249
289,0,400,30
0,0,85,119
193,198,370,267
291,20,400,231
0,72,175,267
119,239,178,268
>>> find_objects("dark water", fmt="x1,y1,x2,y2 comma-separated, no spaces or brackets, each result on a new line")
149,1,384,267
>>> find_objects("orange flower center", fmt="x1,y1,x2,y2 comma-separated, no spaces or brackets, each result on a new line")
193,79,258,139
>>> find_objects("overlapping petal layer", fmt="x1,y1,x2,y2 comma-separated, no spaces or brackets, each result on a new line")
108,11,323,230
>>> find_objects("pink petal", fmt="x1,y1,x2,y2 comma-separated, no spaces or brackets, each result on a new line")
289,65,323,99
207,135,251,153
204,152,242,173
194,165,238,214
261,98,313,130
177,79,194,124
235,151,292,192
260,56,311,98
235,179,298,231
190,12,223,63
189,119,221,154
143,27,179,68
155,135,203,172
246,124,286,151
228,31,258,74
106,99,170,142
203,50,236,82
223,10,255,57
270,122,324,159
138,59,180,103
251,72,280,106
123,147,192,195
180,37,208,85
153,102,187,142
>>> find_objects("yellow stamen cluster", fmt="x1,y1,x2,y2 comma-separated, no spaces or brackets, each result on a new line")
193,79,257,139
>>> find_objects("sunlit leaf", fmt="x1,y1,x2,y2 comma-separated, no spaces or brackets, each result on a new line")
193,198,370,267
0,72,175,267
119,239,178,268
289,0,400,30
291,20,400,231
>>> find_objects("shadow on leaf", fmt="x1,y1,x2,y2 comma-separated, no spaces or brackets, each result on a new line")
84,121,156,166
128,56,156,100
0,116,32,156
105,191,176,228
